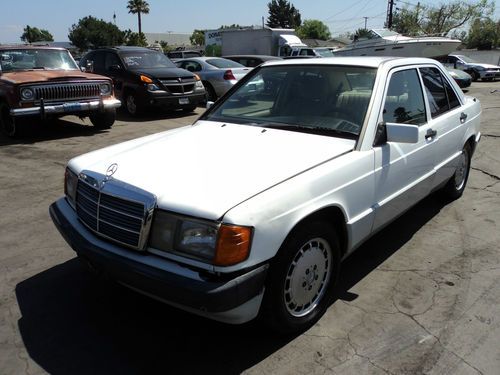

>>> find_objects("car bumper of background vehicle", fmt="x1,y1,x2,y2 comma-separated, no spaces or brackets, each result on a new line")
10,98,121,117
146,92,206,108
49,198,268,324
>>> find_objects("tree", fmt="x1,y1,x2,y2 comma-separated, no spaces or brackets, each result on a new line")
266,0,301,29
68,16,125,51
393,0,494,36
190,29,205,46
354,28,371,39
124,30,148,47
466,17,498,49
20,26,54,43
127,0,150,35
296,20,331,40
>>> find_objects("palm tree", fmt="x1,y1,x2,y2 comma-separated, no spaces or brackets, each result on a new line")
127,0,150,35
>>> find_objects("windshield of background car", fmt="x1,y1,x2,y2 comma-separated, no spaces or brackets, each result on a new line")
0,49,78,71
205,65,377,139
315,49,334,57
206,58,245,69
121,51,176,69
457,55,477,64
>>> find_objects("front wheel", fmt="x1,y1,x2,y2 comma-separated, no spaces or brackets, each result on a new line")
262,221,340,334
89,109,116,129
124,92,142,116
442,143,471,200
0,102,29,137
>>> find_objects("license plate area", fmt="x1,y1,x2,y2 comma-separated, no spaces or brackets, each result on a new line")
63,103,82,112
178,98,189,105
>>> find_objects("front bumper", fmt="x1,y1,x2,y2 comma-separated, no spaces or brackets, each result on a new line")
144,91,206,108
49,198,267,324
479,70,500,79
10,98,121,117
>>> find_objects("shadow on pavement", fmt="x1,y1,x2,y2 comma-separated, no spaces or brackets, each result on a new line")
16,193,447,374
115,107,203,123
0,118,106,146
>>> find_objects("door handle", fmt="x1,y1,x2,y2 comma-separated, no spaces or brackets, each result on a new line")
425,128,437,140
460,112,468,123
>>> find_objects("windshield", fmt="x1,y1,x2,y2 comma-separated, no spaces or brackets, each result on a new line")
121,51,176,69
205,65,377,139
315,49,334,57
456,55,477,64
206,58,245,69
0,49,78,72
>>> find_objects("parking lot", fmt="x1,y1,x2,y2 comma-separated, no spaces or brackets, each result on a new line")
1,81,499,374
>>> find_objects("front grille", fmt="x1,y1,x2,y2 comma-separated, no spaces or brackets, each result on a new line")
30,81,103,103
76,180,145,248
159,77,196,95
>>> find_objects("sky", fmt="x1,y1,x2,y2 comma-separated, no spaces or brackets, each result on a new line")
0,0,499,43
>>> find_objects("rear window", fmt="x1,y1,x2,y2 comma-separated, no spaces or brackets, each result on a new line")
206,58,244,69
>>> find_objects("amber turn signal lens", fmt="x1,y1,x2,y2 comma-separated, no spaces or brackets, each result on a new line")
194,73,201,81
214,224,252,266
140,75,153,83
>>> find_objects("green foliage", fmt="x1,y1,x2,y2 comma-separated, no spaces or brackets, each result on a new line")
124,31,148,47
466,17,499,49
20,26,54,43
127,0,150,34
219,24,242,29
190,29,205,46
393,0,494,36
68,16,125,51
205,44,221,57
156,40,171,52
266,0,301,29
296,20,331,40
354,28,371,39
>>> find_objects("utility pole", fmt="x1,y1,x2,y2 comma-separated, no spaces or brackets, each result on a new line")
363,17,369,30
386,0,395,29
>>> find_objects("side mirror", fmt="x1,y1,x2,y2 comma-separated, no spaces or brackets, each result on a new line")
386,122,419,143
206,101,215,109
86,60,94,73
109,64,121,72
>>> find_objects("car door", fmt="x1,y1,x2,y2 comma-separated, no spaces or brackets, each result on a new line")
104,52,125,97
419,66,470,187
372,67,437,231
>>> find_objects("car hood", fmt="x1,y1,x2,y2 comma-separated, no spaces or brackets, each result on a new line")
131,67,194,78
0,70,109,84
69,120,355,220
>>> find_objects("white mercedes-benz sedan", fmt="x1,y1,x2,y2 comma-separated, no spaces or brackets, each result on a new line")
50,57,481,333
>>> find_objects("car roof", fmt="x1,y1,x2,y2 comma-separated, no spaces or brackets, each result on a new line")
0,45,67,51
223,55,281,60
261,56,439,69
94,46,155,53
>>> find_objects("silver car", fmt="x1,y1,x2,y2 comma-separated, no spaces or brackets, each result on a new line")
175,57,251,101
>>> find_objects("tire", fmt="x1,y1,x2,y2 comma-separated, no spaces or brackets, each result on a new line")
442,143,471,200
204,82,217,102
0,102,29,137
124,92,142,116
89,109,116,129
470,70,480,82
262,221,341,334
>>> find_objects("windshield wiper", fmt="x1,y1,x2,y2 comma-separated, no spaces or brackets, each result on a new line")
263,123,358,139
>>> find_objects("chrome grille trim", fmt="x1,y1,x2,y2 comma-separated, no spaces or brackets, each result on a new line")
75,172,156,250
159,78,196,95
20,81,108,103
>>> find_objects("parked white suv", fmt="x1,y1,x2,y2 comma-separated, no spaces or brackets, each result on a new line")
50,57,481,333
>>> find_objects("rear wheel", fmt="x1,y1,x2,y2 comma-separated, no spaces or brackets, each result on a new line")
203,82,217,102
442,143,471,200
262,221,340,334
89,109,116,129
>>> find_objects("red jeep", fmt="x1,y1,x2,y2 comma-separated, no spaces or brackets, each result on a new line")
0,45,120,137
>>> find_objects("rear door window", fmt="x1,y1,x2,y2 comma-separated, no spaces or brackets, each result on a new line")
420,67,460,118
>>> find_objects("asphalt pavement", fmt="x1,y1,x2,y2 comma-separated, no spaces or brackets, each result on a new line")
0,83,499,374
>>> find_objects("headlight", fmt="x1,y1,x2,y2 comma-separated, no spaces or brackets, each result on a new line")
99,83,112,95
20,87,34,100
474,66,485,71
195,80,205,91
64,167,78,209
150,210,252,266
147,83,161,91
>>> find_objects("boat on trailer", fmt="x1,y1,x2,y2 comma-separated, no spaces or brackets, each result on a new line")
332,29,461,58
